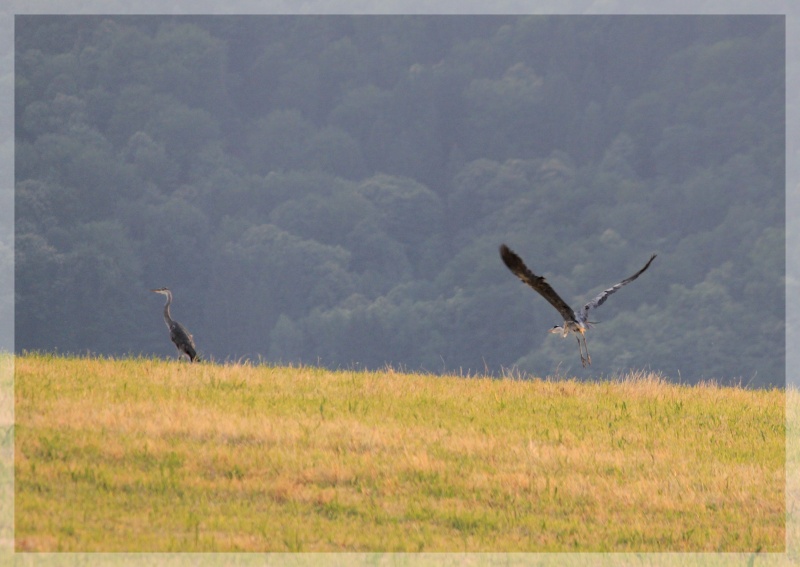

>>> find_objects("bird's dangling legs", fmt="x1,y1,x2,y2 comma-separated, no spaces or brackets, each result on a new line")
576,335,591,367
575,336,587,367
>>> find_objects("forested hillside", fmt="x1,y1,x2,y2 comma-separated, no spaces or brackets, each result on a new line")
15,15,785,385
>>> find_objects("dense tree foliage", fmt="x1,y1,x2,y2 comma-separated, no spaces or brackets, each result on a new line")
15,15,784,386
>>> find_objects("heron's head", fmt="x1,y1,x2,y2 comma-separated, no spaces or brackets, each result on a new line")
151,287,170,296
549,325,565,335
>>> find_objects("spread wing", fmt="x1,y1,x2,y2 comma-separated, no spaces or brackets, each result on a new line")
500,244,577,323
579,254,656,320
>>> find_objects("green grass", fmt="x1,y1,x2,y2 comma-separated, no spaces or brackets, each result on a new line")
14,353,785,552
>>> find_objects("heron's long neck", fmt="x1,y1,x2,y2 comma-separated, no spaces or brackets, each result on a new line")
162,292,174,327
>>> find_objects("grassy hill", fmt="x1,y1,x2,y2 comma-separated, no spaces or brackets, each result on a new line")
13,354,785,553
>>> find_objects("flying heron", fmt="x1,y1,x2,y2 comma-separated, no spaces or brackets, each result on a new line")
151,287,198,362
499,244,656,366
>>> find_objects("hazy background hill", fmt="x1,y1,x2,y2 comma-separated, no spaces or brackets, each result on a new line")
14,15,785,386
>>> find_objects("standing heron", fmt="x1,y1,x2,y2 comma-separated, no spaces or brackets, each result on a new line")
500,244,656,366
151,287,198,362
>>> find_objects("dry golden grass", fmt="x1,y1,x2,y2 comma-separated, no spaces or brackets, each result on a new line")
13,354,785,553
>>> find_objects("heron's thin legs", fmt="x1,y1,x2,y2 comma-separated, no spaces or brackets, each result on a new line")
576,336,587,367
583,336,591,366
576,334,591,367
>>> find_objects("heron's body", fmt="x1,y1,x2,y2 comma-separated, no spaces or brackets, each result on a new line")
499,244,656,366
151,288,197,362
